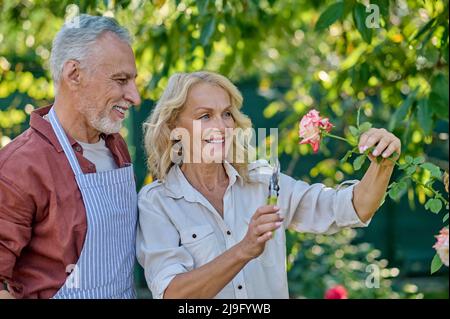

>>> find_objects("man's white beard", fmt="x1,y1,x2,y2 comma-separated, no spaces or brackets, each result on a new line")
85,105,122,135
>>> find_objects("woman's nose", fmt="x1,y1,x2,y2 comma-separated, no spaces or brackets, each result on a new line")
214,116,229,130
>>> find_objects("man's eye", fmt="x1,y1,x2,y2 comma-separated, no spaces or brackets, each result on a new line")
116,79,127,85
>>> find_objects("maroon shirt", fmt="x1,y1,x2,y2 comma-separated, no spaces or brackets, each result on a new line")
0,105,133,298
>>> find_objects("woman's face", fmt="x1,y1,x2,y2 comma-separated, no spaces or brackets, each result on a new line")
176,82,235,164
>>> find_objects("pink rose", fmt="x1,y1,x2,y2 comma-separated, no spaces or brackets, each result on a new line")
324,285,348,299
433,227,449,267
298,109,333,153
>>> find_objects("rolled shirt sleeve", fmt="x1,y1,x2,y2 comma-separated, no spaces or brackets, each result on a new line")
280,174,370,234
136,184,194,299
0,174,34,283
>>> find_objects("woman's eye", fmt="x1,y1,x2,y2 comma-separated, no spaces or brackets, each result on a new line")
224,111,232,118
199,114,210,120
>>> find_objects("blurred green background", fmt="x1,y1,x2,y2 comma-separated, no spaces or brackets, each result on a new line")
0,0,448,298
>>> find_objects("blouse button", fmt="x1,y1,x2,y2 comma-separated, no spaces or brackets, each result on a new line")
192,234,197,239
226,230,231,235
238,285,243,290
75,146,82,152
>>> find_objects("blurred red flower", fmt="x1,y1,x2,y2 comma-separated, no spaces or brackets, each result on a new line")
324,285,348,299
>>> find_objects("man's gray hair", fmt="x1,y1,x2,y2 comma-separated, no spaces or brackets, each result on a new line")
50,14,131,87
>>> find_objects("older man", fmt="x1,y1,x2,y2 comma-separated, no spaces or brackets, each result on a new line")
0,14,141,299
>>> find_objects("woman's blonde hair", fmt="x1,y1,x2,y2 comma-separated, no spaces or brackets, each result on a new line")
143,71,254,181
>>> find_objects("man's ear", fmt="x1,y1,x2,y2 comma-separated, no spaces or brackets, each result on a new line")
61,59,81,90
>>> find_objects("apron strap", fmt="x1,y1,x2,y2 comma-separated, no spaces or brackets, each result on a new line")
48,107,84,176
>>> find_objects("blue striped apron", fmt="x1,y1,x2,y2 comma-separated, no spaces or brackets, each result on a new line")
48,107,137,299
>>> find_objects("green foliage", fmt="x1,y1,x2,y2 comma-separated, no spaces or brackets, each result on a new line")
286,228,423,298
391,155,448,220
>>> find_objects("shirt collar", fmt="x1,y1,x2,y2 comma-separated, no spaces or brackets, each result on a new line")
223,160,243,187
30,105,120,153
164,161,244,202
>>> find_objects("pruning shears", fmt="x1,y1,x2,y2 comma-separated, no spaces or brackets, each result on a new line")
267,159,280,206
267,160,280,239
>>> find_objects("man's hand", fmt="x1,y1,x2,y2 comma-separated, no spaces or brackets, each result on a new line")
237,205,283,260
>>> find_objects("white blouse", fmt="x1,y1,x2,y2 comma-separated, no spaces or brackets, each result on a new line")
136,160,369,299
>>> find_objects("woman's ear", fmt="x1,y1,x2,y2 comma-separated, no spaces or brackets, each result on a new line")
169,118,180,135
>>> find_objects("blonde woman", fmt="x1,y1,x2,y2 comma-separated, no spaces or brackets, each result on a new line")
137,71,401,299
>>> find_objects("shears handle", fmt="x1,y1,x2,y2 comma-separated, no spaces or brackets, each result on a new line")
267,194,278,237
267,195,278,206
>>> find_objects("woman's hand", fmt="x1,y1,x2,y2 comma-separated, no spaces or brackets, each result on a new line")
164,205,283,298
0,290,15,299
237,205,283,260
358,128,401,165
353,127,401,223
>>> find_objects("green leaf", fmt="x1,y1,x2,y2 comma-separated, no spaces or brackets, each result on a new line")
340,150,353,164
412,17,436,41
116,0,132,8
425,198,443,214
356,106,362,127
429,73,449,119
390,151,399,160
372,0,389,20
412,156,425,165
359,62,370,84
405,165,417,176
416,99,433,135
405,155,414,164
349,125,359,137
443,213,449,223
200,17,216,46
353,3,373,43
431,253,443,274
421,162,442,179
353,154,366,171
358,122,372,134
340,44,368,70
315,2,345,31
388,90,417,131
442,43,449,64
388,183,398,199
147,72,162,90
388,181,408,200
197,0,210,16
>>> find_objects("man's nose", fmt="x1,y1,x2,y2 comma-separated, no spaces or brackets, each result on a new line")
125,81,141,106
